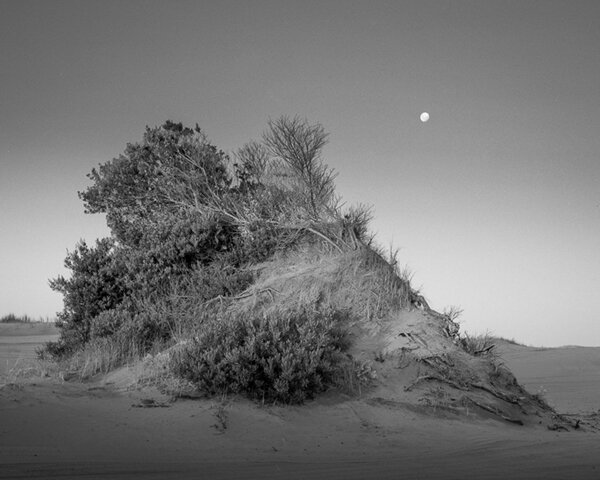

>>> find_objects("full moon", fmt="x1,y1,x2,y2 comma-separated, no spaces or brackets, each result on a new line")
420,112,430,122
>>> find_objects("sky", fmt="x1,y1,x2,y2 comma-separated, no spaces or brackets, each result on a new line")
1,0,599,346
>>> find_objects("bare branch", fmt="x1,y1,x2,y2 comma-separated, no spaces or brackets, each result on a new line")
263,116,336,217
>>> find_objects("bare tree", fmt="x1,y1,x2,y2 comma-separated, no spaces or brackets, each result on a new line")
263,116,337,218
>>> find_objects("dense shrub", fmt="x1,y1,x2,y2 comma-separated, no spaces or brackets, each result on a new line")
170,306,350,403
48,123,249,357
117,212,239,299
89,308,131,338
80,121,231,248
87,307,173,353
48,238,129,356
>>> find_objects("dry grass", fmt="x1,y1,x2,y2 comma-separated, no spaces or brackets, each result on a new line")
134,345,198,396
1,357,60,386
60,335,144,380
236,245,417,326
459,332,498,359
332,358,378,396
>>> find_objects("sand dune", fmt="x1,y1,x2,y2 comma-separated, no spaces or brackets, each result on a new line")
498,340,600,415
1,323,599,480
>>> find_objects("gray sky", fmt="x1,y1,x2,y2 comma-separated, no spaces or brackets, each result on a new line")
1,0,599,346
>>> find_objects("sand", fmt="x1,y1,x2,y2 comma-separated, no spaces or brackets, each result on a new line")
1,323,599,479
0,323,59,377
497,340,600,415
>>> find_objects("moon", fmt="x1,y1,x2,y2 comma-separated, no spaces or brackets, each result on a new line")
420,112,430,122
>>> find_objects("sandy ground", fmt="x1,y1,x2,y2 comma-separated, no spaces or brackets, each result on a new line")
0,323,59,377
1,324,599,479
497,340,600,415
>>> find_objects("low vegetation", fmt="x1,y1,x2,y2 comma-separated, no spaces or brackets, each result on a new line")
1,314,34,323
0,314,54,324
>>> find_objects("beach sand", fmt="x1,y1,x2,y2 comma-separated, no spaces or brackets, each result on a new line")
1,323,599,479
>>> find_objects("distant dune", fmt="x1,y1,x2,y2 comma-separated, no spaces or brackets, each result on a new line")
497,339,600,415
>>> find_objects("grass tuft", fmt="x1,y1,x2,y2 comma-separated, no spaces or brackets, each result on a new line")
58,334,145,380
458,332,497,358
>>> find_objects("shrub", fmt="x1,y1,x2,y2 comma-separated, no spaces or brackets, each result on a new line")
47,238,129,356
89,308,131,338
88,306,173,354
118,211,241,297
79,121,231,248
170,306,350,403
117,310,174,353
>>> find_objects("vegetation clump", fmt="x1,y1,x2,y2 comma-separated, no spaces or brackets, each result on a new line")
171,305,350,403
45,117,386,401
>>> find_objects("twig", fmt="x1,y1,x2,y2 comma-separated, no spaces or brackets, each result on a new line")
464,396,523,425
202,287,280,306
471,383,520,405
304,227,344,252
474,344,495,356
404,374,468,392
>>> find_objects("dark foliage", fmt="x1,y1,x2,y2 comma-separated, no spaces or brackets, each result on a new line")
0,314,34,323
171,307,350,403
48,238,129,355
79,122,231,248
48,117,372,401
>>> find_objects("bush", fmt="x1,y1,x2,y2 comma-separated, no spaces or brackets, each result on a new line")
170,306,350,403
118,211,241,297
47,238,129,356
88,306,173,353
80,121,231,248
